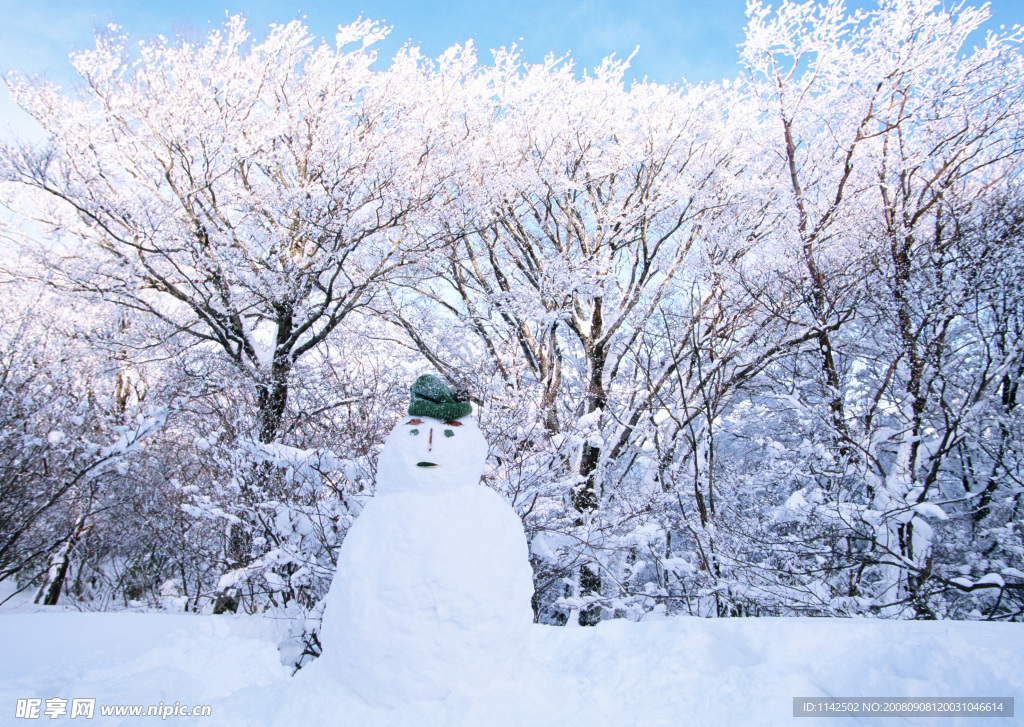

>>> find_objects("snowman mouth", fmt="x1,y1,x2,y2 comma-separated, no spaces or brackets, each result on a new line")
416,461,439,468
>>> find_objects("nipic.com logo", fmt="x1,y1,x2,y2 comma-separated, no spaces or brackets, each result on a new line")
15,698,213,719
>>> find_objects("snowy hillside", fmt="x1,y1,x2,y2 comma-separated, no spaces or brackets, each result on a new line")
2,606,1020,726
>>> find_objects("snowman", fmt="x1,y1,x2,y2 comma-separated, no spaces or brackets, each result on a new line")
319,375,535,707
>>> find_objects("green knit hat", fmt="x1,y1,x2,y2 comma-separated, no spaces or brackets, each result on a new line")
407,375,472,420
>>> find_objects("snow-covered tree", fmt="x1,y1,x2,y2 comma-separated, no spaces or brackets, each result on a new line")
0,284,164,604
1,16,444,444
736,0,1024,616
2,0,1022,632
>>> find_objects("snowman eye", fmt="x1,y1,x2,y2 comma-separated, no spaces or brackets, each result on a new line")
444,429,454,438
409,428,419,435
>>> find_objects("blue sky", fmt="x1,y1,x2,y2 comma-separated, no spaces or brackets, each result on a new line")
1,0,753,86
2,0,1023,138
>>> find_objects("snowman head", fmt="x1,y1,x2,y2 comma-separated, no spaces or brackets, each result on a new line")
374,376,487,496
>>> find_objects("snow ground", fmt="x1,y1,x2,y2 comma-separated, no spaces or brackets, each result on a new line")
1,595,1021,727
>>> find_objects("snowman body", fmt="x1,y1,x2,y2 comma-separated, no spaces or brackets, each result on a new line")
320,415,534,706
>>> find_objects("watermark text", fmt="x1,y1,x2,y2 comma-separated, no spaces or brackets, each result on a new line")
16,698,212,720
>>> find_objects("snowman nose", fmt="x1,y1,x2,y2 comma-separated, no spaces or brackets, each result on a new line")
429,428,433,451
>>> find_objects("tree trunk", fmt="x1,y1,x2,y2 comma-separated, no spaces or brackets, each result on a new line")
256,306,296,444
35,507,92,606
36,540,72,606
574,306,607,626
257,374,290,444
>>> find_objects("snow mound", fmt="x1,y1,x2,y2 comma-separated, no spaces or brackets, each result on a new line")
4,609,1023,726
